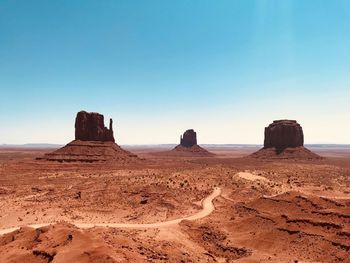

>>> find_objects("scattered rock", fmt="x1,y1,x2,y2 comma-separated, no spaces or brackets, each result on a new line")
32,250,56,262
31,187,42,193
140,199,148,204
74,191,81,199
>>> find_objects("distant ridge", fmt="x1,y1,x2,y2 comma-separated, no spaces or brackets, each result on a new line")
0,143,63,149
306,144,350,149
1,144,350,149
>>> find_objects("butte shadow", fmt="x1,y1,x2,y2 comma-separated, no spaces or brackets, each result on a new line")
38,111,138,163
249,120,322,160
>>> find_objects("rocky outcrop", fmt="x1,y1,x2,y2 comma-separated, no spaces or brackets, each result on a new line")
264,120,303,149
165,129,214,157
75,111,114,142
39,110,138,163
180,129,197,147
40,140,138,162
249,120,321,160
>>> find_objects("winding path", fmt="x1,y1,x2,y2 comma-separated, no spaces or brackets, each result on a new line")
0,187,221,236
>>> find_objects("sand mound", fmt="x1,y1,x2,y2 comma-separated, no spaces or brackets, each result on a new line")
38,140,138,162
249,146,322,160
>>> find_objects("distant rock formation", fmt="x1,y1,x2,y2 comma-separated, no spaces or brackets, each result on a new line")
75,111,114,142
168,129,214,157
250,120,321,160
180,129,197,147
264,120,303,149
38,111,138,162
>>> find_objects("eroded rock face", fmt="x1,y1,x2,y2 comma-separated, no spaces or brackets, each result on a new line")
180,129,197,147
75,111,114,142
38,110,139,162
264,120,304,149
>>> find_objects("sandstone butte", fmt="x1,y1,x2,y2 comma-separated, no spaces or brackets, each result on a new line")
39,111,138,162
171,129,214,157
250,120,321,159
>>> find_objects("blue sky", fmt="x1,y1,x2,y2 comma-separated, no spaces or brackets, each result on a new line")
1,0,349,144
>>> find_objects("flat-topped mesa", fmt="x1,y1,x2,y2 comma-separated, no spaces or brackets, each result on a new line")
264,120,304,149
180,129,197,147
249,119,321,159
75,111,115,142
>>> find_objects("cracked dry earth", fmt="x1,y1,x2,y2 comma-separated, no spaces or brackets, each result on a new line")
0,148,350,262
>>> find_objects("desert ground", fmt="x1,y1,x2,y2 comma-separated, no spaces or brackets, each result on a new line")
0,146,350,262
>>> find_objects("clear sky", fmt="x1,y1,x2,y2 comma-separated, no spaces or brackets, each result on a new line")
0,0,349,144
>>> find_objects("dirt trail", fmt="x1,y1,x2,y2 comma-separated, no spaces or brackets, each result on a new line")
236,171,270,182
237,171,350,200
0,187,221,235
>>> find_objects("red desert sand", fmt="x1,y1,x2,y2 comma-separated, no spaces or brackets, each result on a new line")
0,116,349,262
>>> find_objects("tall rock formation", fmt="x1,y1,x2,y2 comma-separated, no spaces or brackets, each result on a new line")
166,129,214,157
180,129,197,147
39,111,138,162
250,119,321,159
75,111,114,142
264,120,303,149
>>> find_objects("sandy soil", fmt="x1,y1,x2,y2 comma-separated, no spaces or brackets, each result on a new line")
0,147,349,262
0,187,221,234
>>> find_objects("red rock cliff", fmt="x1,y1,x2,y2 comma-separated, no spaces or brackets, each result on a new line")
75,111,114,142
264,120,303,149
180,129,197,147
